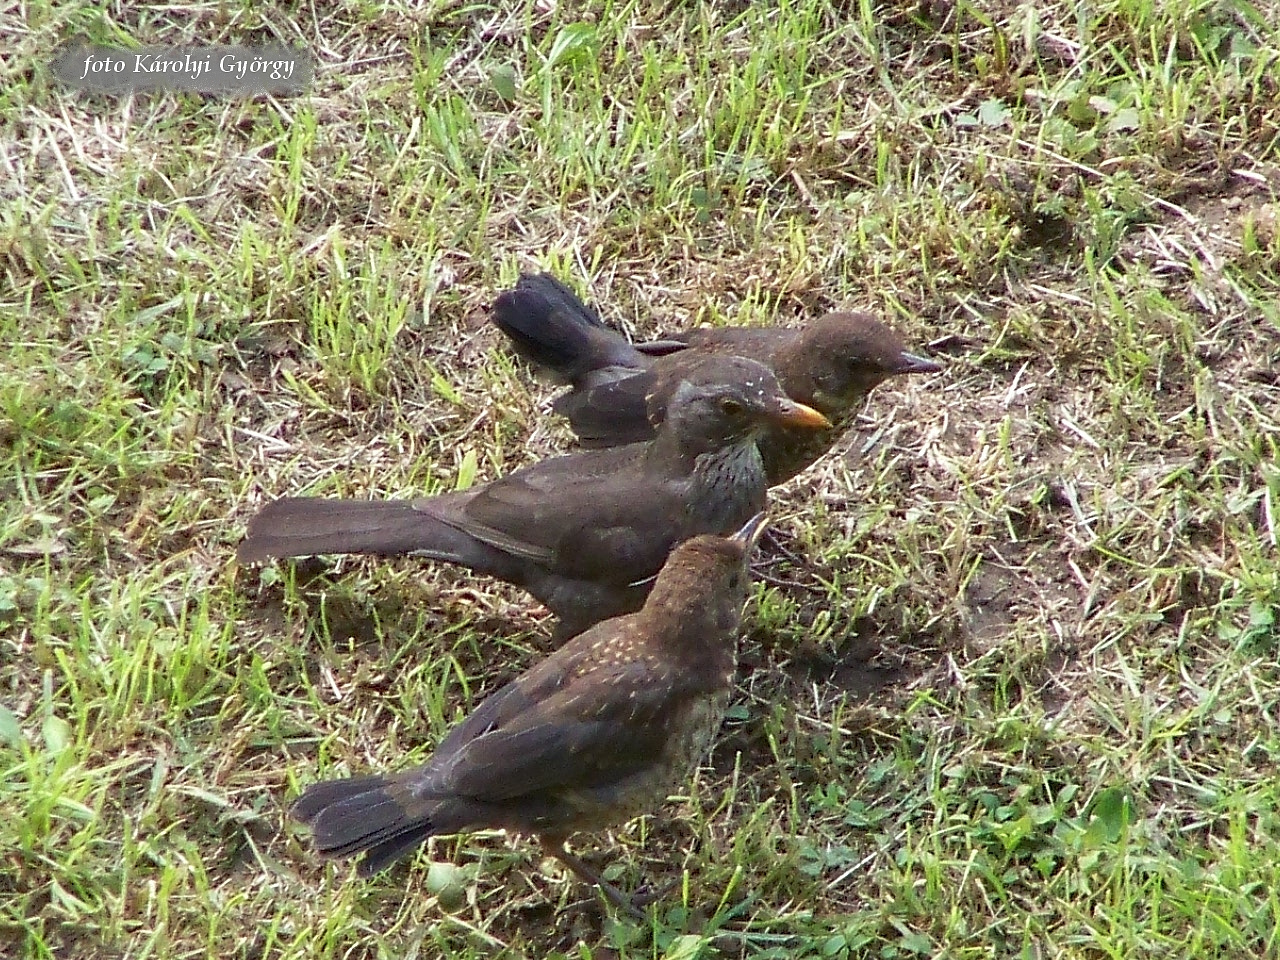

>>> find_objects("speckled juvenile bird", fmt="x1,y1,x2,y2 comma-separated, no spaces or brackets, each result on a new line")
290,513,767,916
237,356,826,639
492,272,941,485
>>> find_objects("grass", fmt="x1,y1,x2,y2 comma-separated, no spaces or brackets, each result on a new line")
3,0,1279,957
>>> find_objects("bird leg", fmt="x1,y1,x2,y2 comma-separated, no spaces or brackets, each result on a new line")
757,526,804,565
749,528,833,593
541,838,648,921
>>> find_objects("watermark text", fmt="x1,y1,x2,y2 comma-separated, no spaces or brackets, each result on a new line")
53,44,312,95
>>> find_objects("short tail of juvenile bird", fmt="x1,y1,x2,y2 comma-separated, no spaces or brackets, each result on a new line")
291,774,439,876
236,496,482,566
491,273,646,386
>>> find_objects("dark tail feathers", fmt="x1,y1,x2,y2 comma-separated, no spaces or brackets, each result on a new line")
491,273,645,386
513,273,607,328
237,496,477,565
291,774,437,877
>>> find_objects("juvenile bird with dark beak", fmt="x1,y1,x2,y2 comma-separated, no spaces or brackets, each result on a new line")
492,272,941,485
290,513,767,917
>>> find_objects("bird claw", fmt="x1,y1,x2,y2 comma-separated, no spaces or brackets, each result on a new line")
628,877,679,908
597,880,649,922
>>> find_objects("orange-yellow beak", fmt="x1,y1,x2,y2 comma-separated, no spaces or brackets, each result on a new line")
767,398,832,430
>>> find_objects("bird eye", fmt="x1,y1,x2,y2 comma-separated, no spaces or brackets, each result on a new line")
718,397,744,416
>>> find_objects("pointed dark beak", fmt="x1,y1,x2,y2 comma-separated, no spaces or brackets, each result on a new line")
893,351,943,375
730,512,768,555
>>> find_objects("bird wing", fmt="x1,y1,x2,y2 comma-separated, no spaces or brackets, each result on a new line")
553,368,659,446
631,338,690,358
418,447,686,583
639,326,787,364
442,657,700,802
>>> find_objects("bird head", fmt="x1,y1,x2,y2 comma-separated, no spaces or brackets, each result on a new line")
661,356,830,454
791,312,941,413
641,512,768,643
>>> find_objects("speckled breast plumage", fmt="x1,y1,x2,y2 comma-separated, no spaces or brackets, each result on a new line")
551,690,732,835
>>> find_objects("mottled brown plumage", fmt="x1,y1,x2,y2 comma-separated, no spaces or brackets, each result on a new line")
290,514,767,915
492,272,941,485
237,356,825,638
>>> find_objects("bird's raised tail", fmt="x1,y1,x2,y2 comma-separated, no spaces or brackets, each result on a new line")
291,774,438,877
236,496,481,565
491,273,646,386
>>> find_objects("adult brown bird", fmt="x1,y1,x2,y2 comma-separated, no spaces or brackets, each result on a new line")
290,513,767,916
492,272,942,485
237,356,826,638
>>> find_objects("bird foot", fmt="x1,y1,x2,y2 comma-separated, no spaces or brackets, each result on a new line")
545,842,654,922
629,877,679,908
